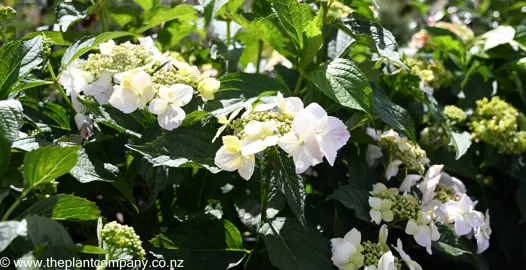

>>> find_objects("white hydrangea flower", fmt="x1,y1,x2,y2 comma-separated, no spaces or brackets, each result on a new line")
214,136,255,180
303,103,350,166
405,210,440,254
370,183,399,196
276,92,304,119
330,228,364,270
74,113,94,139
475,210,491,254
240,120,279,155
369,197,394,224
109,69,155,113
58,59,94,95
83,71,114,105
392,239,423,270
366,144,383,167
213,107,243,142
278,107,324,174
399,174,421,192
198,77,220,100
364,251,396,270
440,195,484,236
99,40,116,55
148,84,193,130
385,159,402,180
417,164,443,205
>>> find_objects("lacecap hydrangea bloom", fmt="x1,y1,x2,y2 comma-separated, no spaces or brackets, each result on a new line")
366,159,492,255
100,221,146,260
214,92,350,180
59,37,221,135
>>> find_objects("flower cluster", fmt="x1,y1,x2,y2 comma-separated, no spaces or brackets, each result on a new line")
331,225,420,270
59,37,220,136
214,92,350,180
366,162,491,256
469,96,526,154
0,5,16,22
367,129,429,177
443,105,467,123
100,221,146,260
402,57,453,94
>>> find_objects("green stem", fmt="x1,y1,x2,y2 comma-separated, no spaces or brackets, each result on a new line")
226,19,231,47
243,236,261,270
293,75,305,96
260,169,271,221
47,62,75,113
100,0,109,32
255,40,263,74
1,190,29,222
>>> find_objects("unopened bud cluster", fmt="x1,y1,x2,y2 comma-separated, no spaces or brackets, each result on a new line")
379,193,420,221
34,180,58,199
100,222,146,260
0,5,16,22
443,105,467,123
362,241,402,270
434,184,457,203
469,96,526,154
379,133,428,175
81,43,153,77
403,57,453,89
419,126,448,151
231,111,292,139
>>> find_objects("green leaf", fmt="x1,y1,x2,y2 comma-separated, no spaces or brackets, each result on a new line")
11,79,53,94
299,11,323,72
149,218,248,269
0,221,27,252
25,215,74,248
372,87,415,140
448,131,472,160
127,125,221,173
23,31,73,46
259,217,332,270
271,0,314,50
139,160,184,205
158,20,197,50
21,195,100,221
216,72,289,100
337,17,406,68
516,185,526,223
55,1,97,32
201,0,229,25
343,0,378,22
133,0,159,11
72,245,106,255
20,97,71,130
326,184,370,221
60,32,137,72
0,37,43,99
269,150,306,227
107,2,141,27
135,5,197,34
307,58,374,117
182,110,210,127
70,147,120,183
433,224,472,256
23,146,80,189
0,100,23,143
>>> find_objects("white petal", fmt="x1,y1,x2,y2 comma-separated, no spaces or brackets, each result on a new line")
476,234,490,254
316,116,350,165
382,210,394,222
366,145,383,167
278,132,300,155
430,223,440,241
405,219,418,235
291,109,317,140
465,211,485,228
262,135,279,147
170,84,194,107
241,137,267,155
331,241,357,268
292,144,315,174
131,70,153,95
377,251,396,270
370,210,382,224
413,225,432,249
454,216,472,236
425,164,444,180
458,194,475,212
282,96,304,118
215,147,242,171
157,105,185,131
440,201,463,221
238,154,255,180
369,197,382,209
304,102,327,121
244,120,265,137
343,228,361,246
108,86,139,113
385,160,402,180
400,174,421,192
148,98,169,115
364,266,377,270
378,225,388,246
